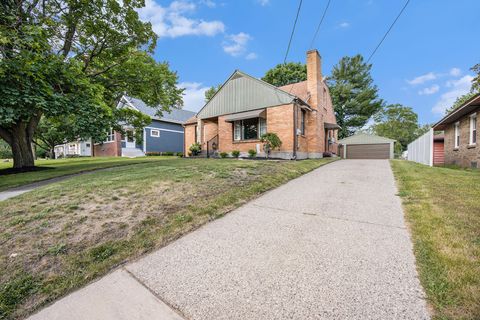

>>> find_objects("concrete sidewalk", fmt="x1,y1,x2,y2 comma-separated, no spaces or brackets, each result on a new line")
28,160,430,320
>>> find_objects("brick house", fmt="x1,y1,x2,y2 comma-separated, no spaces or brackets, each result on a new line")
183,50,339,159
433,94,479,168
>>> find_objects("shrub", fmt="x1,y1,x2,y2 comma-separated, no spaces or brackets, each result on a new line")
231,150,240,158
146,152,161,156
0,140,12,159
219,152,228,158
189,142,201,156
163,151,174,156
248,149,257,158
322,152,333,157
176,152,184,157
260,132,282,158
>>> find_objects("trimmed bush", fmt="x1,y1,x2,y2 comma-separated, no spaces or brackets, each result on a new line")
219,152,228,158
163,151,174,156
176,152,184,157
231,150,240,158
146,152,161,156
248,149,257,158
189,143,201,156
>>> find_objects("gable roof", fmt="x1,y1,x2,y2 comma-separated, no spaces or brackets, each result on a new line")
338,133,396,145
433,94,480,130
196,70,309,119
122,96,196,124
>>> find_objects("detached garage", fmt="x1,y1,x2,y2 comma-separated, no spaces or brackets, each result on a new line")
338,134,395,159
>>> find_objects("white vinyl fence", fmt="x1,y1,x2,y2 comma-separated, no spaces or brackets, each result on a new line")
407,129,433,166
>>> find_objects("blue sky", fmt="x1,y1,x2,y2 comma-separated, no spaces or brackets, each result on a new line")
138,0,479,125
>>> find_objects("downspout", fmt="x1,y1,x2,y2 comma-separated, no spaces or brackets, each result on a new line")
292,100,298,160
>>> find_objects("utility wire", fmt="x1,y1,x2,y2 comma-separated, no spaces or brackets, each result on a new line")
366,0,411,64
309,0,332,49
283,0,303,64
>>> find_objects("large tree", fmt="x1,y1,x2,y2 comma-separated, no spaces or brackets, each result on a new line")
327,55,384,138
262,62,307,87
0,0,183,169
372,104,422,150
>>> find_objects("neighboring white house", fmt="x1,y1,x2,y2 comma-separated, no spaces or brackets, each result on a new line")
54,139,92,158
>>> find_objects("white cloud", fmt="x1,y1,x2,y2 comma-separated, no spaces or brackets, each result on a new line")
179,82,209,112
199,0,216,8
406,72,437,85
222,32,252,57
432,75,474,115
449,67,461,77
245,52,258,60
418,84,439,95
339,22,350,28
257,0,270,6
138,0,225,38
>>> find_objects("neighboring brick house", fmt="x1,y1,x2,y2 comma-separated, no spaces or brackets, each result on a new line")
183,50,339,159
56,95,195,158
433,94,479,168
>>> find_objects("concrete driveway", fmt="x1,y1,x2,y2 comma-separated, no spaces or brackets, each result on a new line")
30,159,429,320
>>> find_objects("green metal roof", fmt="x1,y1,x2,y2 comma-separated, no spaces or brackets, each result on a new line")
338,133,395,145
196,70,301,119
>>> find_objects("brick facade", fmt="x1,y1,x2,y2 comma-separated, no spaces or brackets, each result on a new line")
93,132,122,157
444,111,479,168
184,50,339,159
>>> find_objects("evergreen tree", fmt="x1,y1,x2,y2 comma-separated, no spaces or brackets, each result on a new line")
327,55,384,138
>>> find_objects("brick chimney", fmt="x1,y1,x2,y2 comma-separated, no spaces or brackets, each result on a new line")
306,49,322,110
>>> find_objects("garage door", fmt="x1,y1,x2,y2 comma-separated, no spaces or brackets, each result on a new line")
346,144,390,159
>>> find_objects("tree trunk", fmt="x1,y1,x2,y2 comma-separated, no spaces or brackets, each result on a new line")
10,128,35,168
0,115,41,169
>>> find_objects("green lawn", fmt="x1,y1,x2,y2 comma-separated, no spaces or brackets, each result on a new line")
391,160,480,320
0,157,335,319
0,157,168,192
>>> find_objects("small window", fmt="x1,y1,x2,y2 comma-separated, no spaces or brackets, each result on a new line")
454,122,460,149
150,129,160,137
105,128,115,142
300,109,306,135
86,143,91,148
470,113,477,145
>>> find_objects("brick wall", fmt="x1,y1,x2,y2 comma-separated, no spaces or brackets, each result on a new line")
216,104,294,156
93,132,121,157
184,124,196,156
444,112,479,168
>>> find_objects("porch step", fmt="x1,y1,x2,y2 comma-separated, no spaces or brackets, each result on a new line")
122,148,145,158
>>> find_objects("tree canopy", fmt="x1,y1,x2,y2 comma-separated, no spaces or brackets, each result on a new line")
0,0,183,168
205,84,222,102
327,55,384,139
372,104,426,150
262,62,307,87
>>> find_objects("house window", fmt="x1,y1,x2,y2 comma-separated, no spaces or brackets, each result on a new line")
300,109,306,135
150,129,160,137
105,128,115,142
233,118,266,141
454,122,460,149
470,113,477,145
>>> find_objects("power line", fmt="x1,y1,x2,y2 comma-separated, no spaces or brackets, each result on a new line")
366,0,411,64
283,0,303,64
309,0,331,49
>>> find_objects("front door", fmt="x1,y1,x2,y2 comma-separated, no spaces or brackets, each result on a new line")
126,130,136,148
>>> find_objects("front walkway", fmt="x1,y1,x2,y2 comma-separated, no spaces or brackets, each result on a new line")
29,160,430,320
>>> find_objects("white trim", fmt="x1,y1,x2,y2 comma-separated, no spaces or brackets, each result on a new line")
143,128,146,153
454,121,460,148
144,126,184,134
469,112,477,146
150,129,160,137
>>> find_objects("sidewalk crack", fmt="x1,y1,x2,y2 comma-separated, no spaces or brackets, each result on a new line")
250,203,406,230
123,268,191,320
